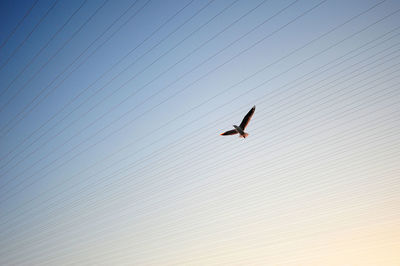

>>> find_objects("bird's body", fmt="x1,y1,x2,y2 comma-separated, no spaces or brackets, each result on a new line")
220,106,255,138
233,125,248,138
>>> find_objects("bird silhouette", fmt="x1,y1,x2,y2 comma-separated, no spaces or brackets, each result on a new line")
220,106,255,138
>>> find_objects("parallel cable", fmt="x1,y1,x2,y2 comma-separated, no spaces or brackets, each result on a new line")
0,0,40,51
70,163,400,266
44,208,400,265
0,3,396,241
104,224,400,265
44,72,400,216
0,0,87,110
2,104,398,258
0,0,177,138
60,25,399,190
5,126,399,263
23,193,400,265
1,20,398,227
18,193,400,265
0,0,59,75
0,0,217,175
147,85,399,190
2,87,396,260
17,0,390,180
0,0,109,114
0,0,207,162
0,1,398,263
5,0,399,204
0,0,325,191
5,106,398,246
0,0,248,169
132,201,400,266
3,0,276,185
0,1,394,210
0,0,144,162
47,47,400,203
1,63,398,246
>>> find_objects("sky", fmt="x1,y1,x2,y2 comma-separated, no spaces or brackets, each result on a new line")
0,0,399,264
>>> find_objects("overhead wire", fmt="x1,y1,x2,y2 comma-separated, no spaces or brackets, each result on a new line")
1,0,395,205
149,80,399,186
74,25,400,189
3,104,399,260
84,165,400,265
47,205,400,264
0,0,398,263
1,52,398,249
69,46,400,205
140,203,400,266
0,0,302,192
0,0,109,114
1,15,398,228
0,0,396,216
53,67,400,216
0,0,88,109
271,240,400,266
0,0,40,51
5,125,399,264
7,0,388,183
0,0,212,164
3,1,236,187
2,77,399,263
17,193,400,264
0,0,145,162
0,0,178,138
0,0,396,247
25,195,400,264
0,0,208,150
0,0,254,170
241,237,400,266
0,0,59,75
16,105,400,242
6,60,396,229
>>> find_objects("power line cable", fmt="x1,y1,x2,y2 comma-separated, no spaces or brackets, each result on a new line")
0,0,255,170
0,0,109,114
3,114,399,261
82,166,400,265
0,1,394,210
0,0,194,137
1,19,398,225
7,133,400,264
2,88,399,261
1,67,398,247
6,106,398,245
0,0,295,185
0,0,396,262
0,0,328,190
0,0,88,107
0,0,211,161
0,0,40,51
0,0,144,162
0,0,59,75
2,0,396,202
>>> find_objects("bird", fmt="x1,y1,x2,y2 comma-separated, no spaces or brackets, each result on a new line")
220,105,255,138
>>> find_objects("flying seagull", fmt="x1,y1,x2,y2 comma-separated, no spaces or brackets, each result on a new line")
220,106,255,138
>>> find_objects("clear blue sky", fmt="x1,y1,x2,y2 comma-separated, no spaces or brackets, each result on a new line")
0,0,399,264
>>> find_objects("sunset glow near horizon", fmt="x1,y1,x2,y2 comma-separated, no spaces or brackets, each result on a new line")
0,0,399,264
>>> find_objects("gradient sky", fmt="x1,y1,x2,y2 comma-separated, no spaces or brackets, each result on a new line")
0,0,399,265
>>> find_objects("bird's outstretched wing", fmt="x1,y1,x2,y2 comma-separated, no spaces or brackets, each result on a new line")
220,129,238,136
239,105,255,130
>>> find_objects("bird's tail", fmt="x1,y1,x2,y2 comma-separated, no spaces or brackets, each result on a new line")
240,133,249,138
